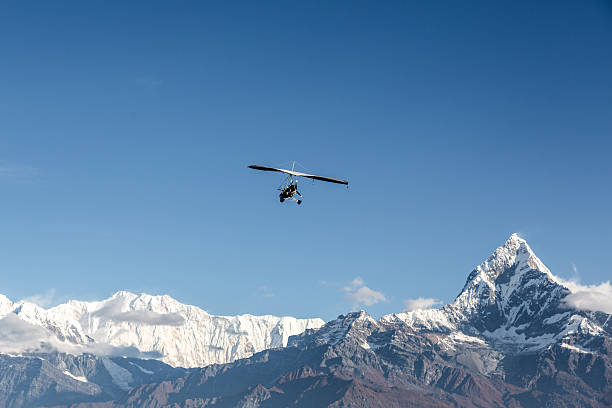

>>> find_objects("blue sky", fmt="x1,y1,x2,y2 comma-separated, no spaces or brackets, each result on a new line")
1,1,611,320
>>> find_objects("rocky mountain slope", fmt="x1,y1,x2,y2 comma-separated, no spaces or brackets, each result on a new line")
117,310,611,407
0,352,187,408
0,291,324,368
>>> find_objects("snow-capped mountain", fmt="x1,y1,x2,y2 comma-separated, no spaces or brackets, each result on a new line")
383,233,609,353
0,291,324,368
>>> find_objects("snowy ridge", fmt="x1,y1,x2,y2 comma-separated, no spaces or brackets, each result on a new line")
311,311,377,346
289,310,389,352
0,291,324,368
382,307,454,332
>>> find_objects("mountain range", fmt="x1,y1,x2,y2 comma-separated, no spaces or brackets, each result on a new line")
0,234,610,407
0,290,324,368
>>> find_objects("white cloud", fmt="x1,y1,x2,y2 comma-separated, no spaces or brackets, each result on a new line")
110,310,185,326
20,289,56,308
404,297,442,311
343,277,386,307
346,286,386,306
257,285,275,298
556,277,612,315
343,277,364,292
0,314,161,358
92,299,185,326
0,314,59,354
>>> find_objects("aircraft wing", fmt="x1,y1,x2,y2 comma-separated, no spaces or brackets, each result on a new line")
248,165,348,185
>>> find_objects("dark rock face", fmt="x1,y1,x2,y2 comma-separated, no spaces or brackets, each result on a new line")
1,235,610,407
0,353,186,408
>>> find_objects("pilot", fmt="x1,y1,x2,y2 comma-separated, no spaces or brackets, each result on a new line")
279,187,289,202
279,184,298,202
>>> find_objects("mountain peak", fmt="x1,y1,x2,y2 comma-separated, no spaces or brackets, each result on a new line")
452,234,556,315
0,295,13,315
107,291,185,311
506,232,524,244
476,233,552,281
110,290,137,299
499,233,531,260
289,311,378,348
